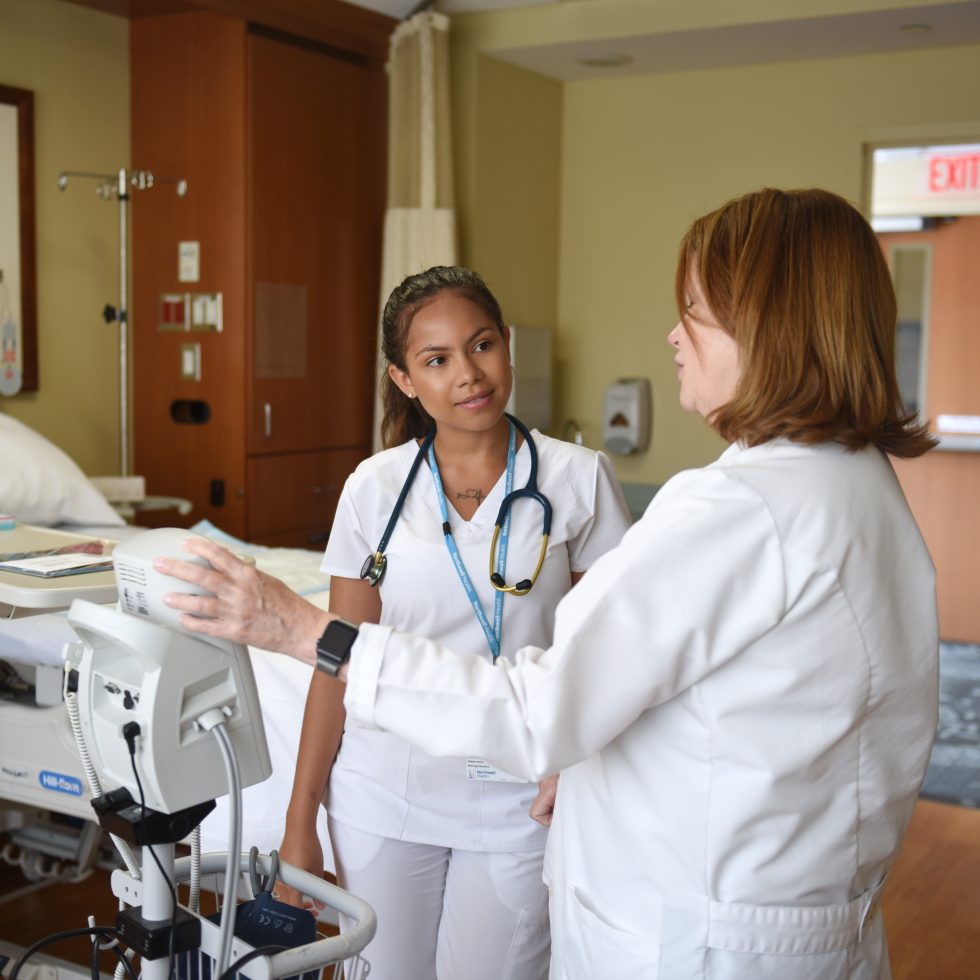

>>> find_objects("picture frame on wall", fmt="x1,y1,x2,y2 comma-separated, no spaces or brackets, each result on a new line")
0,83,37,394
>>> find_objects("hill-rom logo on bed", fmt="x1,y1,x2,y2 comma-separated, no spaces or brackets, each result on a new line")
38,770,83,796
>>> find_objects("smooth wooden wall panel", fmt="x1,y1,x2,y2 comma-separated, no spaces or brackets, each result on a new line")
130,10,385,543
246,30,384,459
131,11,248,534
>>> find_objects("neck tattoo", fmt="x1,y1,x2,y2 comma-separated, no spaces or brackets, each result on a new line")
457,488,485,504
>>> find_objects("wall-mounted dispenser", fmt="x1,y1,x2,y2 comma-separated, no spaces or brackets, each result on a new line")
603,378,651,455
506,325,552,431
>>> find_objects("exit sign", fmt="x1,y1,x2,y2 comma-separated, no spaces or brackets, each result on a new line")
872,143,980,218
928,151,980,194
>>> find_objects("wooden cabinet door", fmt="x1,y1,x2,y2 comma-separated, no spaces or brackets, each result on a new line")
246,30,385,457
246,447,365,546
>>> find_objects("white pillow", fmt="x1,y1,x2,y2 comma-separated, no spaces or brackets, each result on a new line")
0,413,124,527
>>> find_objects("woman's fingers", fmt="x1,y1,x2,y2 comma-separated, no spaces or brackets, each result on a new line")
152,537,329,661
180,536,241,571
529,772,560,826
273,882,308,909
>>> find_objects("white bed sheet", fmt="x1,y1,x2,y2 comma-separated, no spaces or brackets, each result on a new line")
0,522,334,870
199,604,334,871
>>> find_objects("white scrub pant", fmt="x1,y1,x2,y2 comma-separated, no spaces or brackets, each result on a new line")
329,817,550,980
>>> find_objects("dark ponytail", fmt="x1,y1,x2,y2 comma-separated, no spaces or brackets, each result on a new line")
379,266,506,448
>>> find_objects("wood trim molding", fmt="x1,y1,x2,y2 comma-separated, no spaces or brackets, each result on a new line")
0,83,38,392
66,0,396,63
63,0,196,15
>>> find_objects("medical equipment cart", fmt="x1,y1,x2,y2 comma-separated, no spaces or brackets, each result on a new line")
109,850,375,980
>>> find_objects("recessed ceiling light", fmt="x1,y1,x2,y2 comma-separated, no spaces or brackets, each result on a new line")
899,23,933,34
574,53,634,68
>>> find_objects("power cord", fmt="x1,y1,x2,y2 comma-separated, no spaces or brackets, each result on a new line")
111,944,139,980
123,721,180,980
215,944,288,980
8,926,121,980
63,664,141,879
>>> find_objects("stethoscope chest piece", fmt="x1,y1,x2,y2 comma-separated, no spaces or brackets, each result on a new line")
360,426,436,589
360,551,387,587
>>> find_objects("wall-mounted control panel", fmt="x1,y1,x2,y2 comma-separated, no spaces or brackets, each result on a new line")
159,292,223,332
180,342,201,382
178,241,200,282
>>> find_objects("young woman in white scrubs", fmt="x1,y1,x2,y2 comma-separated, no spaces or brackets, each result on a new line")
252,266,629,980
161,191,940,979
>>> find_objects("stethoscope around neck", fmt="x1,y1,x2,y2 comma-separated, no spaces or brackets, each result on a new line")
360,413,553,595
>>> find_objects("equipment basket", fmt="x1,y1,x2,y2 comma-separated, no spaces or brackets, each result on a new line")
110,851,376,980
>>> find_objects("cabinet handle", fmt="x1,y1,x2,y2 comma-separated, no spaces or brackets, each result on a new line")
311,484,337,495
263,402,272,437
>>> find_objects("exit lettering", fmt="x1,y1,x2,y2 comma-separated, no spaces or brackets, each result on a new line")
928,153,980,194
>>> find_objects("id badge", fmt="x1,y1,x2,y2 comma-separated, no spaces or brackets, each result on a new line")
465,758,526,783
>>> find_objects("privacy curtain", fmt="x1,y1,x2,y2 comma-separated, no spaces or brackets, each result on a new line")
373,10,458,450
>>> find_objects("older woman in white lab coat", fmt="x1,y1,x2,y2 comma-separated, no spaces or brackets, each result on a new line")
162,188,940,979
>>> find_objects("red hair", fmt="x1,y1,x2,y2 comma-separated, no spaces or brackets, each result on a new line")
675,188,935,458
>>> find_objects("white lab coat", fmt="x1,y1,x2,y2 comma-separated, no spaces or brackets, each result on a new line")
345,439,939,979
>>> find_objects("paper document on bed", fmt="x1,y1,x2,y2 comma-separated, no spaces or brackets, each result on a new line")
0,553,114,577
0,541,114,577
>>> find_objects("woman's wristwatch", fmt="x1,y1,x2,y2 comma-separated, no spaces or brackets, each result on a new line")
314,618,359,678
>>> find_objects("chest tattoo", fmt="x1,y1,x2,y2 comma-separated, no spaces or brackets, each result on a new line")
456,488,486,504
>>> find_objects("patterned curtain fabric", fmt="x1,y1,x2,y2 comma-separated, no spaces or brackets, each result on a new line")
372,10,458,450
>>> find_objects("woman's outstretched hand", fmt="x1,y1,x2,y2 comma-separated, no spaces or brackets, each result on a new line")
154,537,331,664
529,773,559,826
274,829,328,913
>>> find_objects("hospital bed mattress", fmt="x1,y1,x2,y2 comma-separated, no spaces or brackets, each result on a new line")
0,521,334,866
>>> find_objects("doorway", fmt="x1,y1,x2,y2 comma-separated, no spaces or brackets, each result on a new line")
871,141,980,642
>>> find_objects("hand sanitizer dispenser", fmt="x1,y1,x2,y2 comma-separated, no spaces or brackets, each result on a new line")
603,379,651,455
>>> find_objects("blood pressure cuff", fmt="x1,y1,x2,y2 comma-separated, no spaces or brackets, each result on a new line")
179,895,318,980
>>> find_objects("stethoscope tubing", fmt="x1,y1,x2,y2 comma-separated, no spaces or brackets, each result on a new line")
491,415,553,536
362,413,552,596
361,425,436,586
376,425,436,558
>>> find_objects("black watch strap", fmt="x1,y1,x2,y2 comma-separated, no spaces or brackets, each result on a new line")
315,618,359,678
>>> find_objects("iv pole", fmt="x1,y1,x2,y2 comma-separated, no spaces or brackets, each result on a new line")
57,168,187,478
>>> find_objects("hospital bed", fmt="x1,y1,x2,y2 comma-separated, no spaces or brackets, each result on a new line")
0,412,334,886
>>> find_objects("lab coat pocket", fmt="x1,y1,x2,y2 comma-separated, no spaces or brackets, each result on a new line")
553,884,661,980
704,948,851,980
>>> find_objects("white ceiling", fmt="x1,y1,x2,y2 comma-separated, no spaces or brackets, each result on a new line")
343,0,980,81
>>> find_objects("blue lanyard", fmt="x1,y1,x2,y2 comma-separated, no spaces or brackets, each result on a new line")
427,421,516,661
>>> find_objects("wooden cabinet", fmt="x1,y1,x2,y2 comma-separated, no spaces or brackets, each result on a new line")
131,8,388,546
247,447,363,547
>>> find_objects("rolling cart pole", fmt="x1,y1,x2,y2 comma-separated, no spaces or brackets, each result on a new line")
139,844,175,980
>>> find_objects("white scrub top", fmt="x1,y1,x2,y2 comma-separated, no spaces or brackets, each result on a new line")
344,439,939,978
322,429,631,851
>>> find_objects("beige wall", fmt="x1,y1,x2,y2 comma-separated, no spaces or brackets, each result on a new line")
5,0,980,492
0,0,128,475
449,30,563,345
558,45,980,485
469,55,562,334
450,4,980,486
